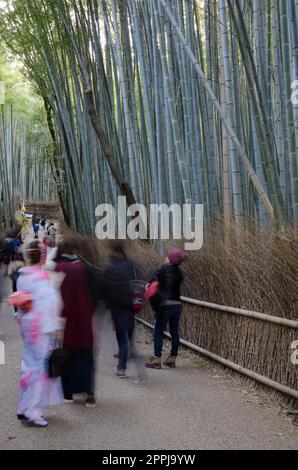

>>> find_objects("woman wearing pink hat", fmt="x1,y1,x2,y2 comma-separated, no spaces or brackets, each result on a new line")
145,249,187,369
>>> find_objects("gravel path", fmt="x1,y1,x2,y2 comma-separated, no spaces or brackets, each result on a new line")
0,272,298,450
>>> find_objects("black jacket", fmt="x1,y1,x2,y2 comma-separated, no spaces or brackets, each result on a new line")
157,264,183,302
105,256,137,311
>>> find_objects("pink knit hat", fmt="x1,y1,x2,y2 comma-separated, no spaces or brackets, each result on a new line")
167,249,187,265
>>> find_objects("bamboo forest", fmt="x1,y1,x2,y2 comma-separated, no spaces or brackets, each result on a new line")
0,0,297,235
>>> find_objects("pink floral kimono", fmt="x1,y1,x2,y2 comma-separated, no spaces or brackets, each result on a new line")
16,265,63,422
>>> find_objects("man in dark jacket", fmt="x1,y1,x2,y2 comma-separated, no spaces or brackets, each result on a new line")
105,243,140,378
146,249,187,369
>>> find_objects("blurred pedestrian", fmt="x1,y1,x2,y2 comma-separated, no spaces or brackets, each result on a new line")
11,234,23,261
41,235,55,265
47,241,102,409
2,235,13,276
105,242,146,382
145,249,187,369
9,240,63,427
33,221,40,239
47,223,56,245
8,252,25,312
32,209,37,227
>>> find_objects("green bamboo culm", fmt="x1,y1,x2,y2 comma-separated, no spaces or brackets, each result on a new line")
0,0,297,235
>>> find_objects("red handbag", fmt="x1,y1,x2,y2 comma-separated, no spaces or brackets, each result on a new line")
144,280,159,300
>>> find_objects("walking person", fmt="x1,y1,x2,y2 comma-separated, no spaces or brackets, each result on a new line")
33,221,40,239
2,235,13,276
31,209,37,227
46,241,100,409
11,234,23,261
47,223,56,245
8,240,63,427
145,249,187,369
105,243,146,382
8,251,25,312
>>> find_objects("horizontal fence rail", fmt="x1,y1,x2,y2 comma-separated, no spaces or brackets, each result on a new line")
136,317,298,400
180,296,298,329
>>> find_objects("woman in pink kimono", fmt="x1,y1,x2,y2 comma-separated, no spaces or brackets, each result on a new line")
13,240,63,427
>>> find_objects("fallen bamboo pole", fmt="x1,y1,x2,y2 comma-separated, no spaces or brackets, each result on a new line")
180,296,298,329
136,317,298,400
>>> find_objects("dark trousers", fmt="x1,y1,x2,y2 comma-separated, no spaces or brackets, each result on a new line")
62,349,95,397
128,317,135,342
112,310,134,371
154,304,181,358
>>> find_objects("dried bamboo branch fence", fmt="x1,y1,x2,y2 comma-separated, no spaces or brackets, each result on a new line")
138,299,298,402
136,317,298,400
180,297,298,329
